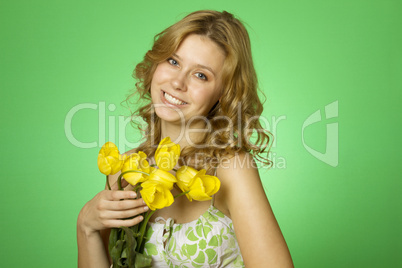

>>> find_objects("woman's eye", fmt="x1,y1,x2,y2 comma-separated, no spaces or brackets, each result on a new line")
168,58,178,66
195,72,207,80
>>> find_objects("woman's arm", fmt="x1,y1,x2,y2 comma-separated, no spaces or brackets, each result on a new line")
77,175,148,268
217,153,294,267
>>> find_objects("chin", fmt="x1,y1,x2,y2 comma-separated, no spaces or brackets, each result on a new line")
154,106,185,124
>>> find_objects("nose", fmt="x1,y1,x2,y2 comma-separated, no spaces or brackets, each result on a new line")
171,70,187,92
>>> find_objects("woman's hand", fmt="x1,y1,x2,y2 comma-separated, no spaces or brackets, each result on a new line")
78,191,148,236
77,177,149,268
78,180,149,236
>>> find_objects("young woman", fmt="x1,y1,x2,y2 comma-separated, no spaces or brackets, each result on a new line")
77,10,294,268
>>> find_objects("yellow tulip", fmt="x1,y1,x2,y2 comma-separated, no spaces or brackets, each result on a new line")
176,166,221,201
121,152,150,186
155,137,180,171
97,142,126,175
147,167,177,190
140,181,174,210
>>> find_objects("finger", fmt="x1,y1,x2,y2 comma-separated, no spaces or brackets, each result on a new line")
99,206,149,220
100,198,146,211
107,199,146,211
105,190,137,201
103,216,145,228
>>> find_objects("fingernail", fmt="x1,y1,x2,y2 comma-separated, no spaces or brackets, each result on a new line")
142,199,145,204
139,216,144,221
144,206,149,211
130,192,137,198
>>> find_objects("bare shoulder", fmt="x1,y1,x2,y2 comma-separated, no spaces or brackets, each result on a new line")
216,152,294,267
217,151,260,183
214,152,264,217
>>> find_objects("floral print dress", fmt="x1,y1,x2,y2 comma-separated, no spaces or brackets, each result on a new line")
143,202,244,268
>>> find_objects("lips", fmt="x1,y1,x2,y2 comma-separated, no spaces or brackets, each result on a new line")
162,91,188,106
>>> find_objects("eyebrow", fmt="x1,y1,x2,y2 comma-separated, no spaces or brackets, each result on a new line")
172,53,216,77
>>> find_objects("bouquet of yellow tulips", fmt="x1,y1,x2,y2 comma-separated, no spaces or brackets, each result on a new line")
97,137,221,268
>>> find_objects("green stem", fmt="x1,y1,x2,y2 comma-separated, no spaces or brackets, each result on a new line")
136,210,156,252
174,190,190,199
117,170,150,190
106,175,111,190
133,185,141,192
120,228,124,240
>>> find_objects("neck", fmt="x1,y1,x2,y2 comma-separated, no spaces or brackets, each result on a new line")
160,120,208,149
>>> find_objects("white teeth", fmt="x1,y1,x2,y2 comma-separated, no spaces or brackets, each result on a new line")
164,92,186,105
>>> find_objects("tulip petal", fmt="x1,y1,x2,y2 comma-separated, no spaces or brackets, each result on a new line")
155,137,180,171
141,182,174,210
148,169,177,190
202,175,220,196
121,153,150,186
97,142,125,175
152,188,168,209
97,154,112,175
124,173,143,186
176,166,198,186
141,183,157,210
188,177,212,201
176,166,221,201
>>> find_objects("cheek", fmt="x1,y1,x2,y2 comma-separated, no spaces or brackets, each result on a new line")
150,66,167,95
190,87,206,102
150,72,161,102
151,67,162,85
191,87,220,109
152,64,172,83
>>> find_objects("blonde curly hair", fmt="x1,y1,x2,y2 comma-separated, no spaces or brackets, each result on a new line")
126,10,272,172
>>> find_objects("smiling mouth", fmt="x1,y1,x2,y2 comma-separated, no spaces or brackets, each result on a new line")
163,91,188,105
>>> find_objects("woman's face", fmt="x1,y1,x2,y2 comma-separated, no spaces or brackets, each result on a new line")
150,34,226,125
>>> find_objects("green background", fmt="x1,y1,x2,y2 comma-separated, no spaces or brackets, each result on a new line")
1,0,401,267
